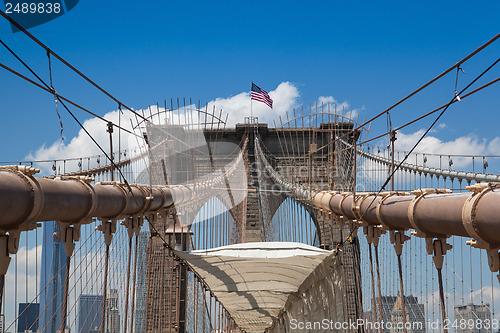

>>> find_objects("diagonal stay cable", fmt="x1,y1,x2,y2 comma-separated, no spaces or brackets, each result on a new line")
0,39,133,186
0,61,140,138
329,32,500,149
355,76,500,147
359,56,500,217
0,9,147,122
327,56,500,250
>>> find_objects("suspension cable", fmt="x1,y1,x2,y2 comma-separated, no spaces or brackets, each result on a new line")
326,32,500,148
356,76,500,147
361,56,500,214
397,253,408,333
0,10,148,122
0,42,138,185
0,61,140,138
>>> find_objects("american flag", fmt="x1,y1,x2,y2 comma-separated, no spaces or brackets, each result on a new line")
251,82,273,108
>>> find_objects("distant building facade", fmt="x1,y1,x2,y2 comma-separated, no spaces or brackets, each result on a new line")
365,295,425,333
134,230,149,333
40,222,67,333
77,294,103,333
106,289,120,333
17,303,39,333
454,303,491,333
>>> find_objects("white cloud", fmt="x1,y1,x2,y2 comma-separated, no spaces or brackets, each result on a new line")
396,130,488,156
393,129,500,169
360,127,500,190
26,109,141,175
487,137,500,155
25,82,302,173
420,286,500,324
25,82,365,176
315,96,360,120
317,96,336,104
206,81,300,126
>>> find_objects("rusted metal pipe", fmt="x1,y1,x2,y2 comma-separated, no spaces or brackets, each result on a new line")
311,185,500,244
409,192,469,238
377,194,413,231
38,177,95,222
0,168,43,229
463,184,500,249
358,194,382,226
0,167,200,230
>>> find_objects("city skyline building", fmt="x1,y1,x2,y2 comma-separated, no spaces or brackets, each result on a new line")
374,295,426,333
77,294,103,333
454,303,492,333
106,289,119,333
39,222,67,333
17,302,39,333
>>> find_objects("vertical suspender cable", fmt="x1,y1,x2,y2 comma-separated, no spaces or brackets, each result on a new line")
101,244,110,333
437,268,448,332
397,254,408,333
202,286,206,333
130,233,139,333
123,235,133,333
175,258,180,331
60,256,71,332
374,245,384,325
0,275,4,325
353,241,365,333
368,244,380,332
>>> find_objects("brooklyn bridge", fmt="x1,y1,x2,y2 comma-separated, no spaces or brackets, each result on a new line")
1,10,500,333
2,103,500,332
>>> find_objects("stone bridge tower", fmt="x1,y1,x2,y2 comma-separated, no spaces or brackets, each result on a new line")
144,121,363,332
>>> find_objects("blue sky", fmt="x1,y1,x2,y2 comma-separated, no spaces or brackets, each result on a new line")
0,0,499,162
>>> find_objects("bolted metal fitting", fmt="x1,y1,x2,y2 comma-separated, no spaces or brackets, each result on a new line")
0,234,11,276
0,231,21,276
53,222,81,257
96,219,117,246
364,225,384,247
390,230,410,256
0,165,40,176
411,188,452,197
427,238,452,270
121,216,143,239
486,249,500,273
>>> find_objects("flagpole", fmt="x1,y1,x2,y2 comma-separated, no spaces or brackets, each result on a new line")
251,98,253,120
250,82,253,121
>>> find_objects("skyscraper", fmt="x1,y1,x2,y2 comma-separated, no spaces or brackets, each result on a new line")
106,289,120,333
39,222,67,333
77,294,103,333
134,231,149,333
375,295,425,333
454,303,491,333
17,302,39,333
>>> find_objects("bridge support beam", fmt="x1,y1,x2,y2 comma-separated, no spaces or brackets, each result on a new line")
312,183,500,283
